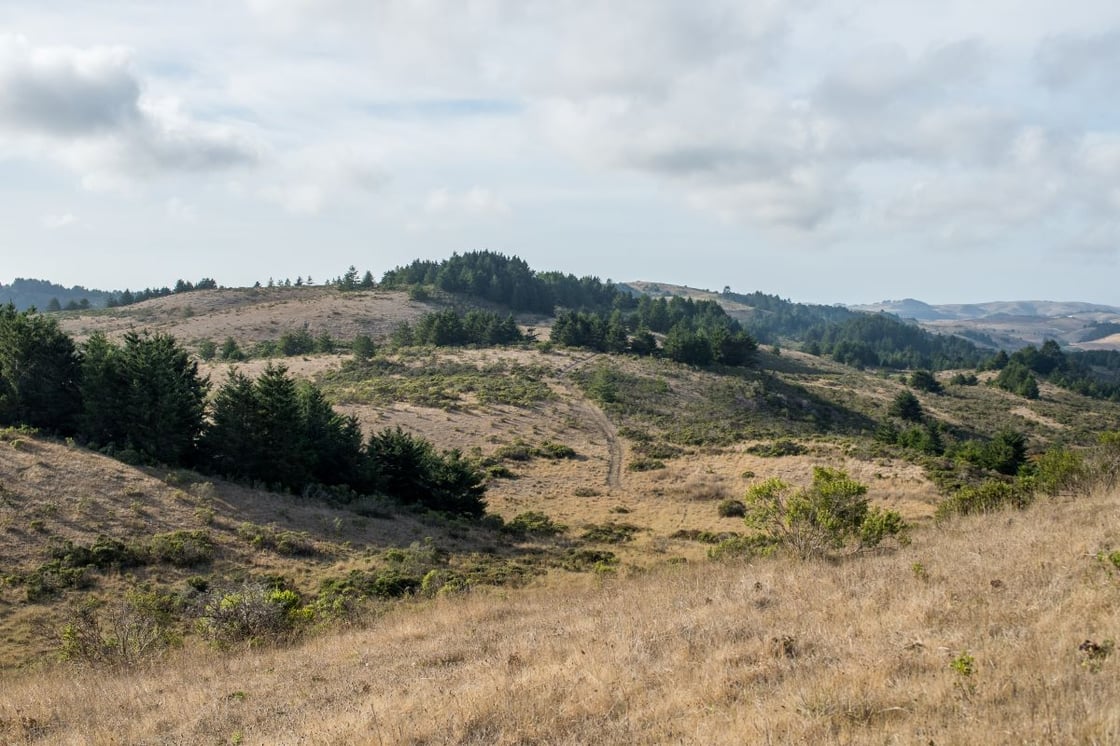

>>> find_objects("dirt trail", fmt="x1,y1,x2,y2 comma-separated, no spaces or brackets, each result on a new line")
556,354,622,490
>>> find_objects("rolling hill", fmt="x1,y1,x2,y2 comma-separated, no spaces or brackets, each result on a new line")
2,259,1120,743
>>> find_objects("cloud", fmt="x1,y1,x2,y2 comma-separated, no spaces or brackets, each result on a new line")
1035,30,1120,90
41,212,77,229
0,35,258,187
165,197,197,223
424,186,510,217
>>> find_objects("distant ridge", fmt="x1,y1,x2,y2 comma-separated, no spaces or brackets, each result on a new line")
850,298,1120,322
0,278,111,312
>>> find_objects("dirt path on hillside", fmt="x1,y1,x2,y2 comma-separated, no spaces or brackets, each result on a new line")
556,354,622,490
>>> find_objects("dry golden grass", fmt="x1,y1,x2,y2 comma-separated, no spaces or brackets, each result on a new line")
4,482,1120,744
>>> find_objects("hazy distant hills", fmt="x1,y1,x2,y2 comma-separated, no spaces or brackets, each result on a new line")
850,298,1120,322
1,278,111,311
850,299,1120,350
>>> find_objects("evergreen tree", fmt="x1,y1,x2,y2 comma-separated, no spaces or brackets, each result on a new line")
0,304,82,433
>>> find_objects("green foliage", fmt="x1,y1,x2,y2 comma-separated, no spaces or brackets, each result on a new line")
1030,447,1087,496
954,429,1028,476
706,534,778,561
949,372,979,386
365,426,487,517
627,456,666,472
0,303,82,433
717,499,747,518
502,511,567,537
889,390,924,422
950,651,976,677
197,339,217,361
145,530,214,567
58,595,177,668
381,250,626,315
237,523,317,556
745,439,807,457
397,308,525,348
560,548,619,572
934,479,1033,519
199,584,305,645
805,313,984,370
909,370,943,393
581,522,641,543
994,361,1040,399
351,334,376,360
742,468,905,559
219,336,243,361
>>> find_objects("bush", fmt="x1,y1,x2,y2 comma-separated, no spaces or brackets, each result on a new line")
199,584,303,645
627,456,666,472
717,499,746,518
503,511,567,537
581,522,641,543
745,439,806,457
146,530,213,567
741,468,906,559
935,479,1033,519
707,534,777,561
58,596,176,668
1031,447,1087,496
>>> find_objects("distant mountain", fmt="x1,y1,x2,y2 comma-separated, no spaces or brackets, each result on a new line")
0,278,111,312
849,299,1120,351
851,299,1120,322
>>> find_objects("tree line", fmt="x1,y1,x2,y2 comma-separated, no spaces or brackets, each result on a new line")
0,304,486,516
380,250,633,315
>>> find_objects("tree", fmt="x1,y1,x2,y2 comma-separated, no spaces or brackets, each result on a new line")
115,332,208,465
0,304,82,433
360,270,375,289
889,390,923,422
338,266,360,291
909,370,943,393
46,297,61,312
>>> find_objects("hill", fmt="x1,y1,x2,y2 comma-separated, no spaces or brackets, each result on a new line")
3,255,1120,742
0,278,111,312
852,298,1120,351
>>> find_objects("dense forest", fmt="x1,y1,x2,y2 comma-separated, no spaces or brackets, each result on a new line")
380,251,632,315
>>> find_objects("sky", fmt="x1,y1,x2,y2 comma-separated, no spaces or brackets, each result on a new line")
1,1,1118,305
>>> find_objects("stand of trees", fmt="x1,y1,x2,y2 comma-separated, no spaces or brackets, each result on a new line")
0,305,486,517
392,309,525,347
804,314,985,370
380,250,633,315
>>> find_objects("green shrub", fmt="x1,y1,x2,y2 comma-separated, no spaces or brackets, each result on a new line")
627,456,666,472
58,596,177,668
581,522,641,543
935,479,1033,519
741,468,906,559
198,584,302,645
503,511,567,537
1031,447,1087,496
537,441,578,459
717,499,746,518
707,534,778,561
237,523,317,556
561,549,618,572
745,439,806,457
146,530,213,567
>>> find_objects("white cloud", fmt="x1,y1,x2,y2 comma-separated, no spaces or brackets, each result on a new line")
41,212,76,229
0,34,258,189
165,197,197,223
424,187,510,217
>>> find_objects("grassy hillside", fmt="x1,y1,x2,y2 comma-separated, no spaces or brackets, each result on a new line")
3,476,1119,743
3,273,1120,743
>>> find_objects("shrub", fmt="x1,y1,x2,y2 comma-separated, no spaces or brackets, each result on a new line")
237,523,317,556
934,479,1033,519
58,596,176,668
146,531,213,567
717,499,746,518
741,468,906,559
503,511,567,537
1031,447,1087,497
581,522,641,543
889,390,924,422
745,439,806,457
198,584,302,645
561,549,618,572
627,456,666,472
909,370,943,393
707,534,778,561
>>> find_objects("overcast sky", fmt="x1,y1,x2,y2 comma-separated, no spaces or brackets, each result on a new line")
1,1,1118,304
